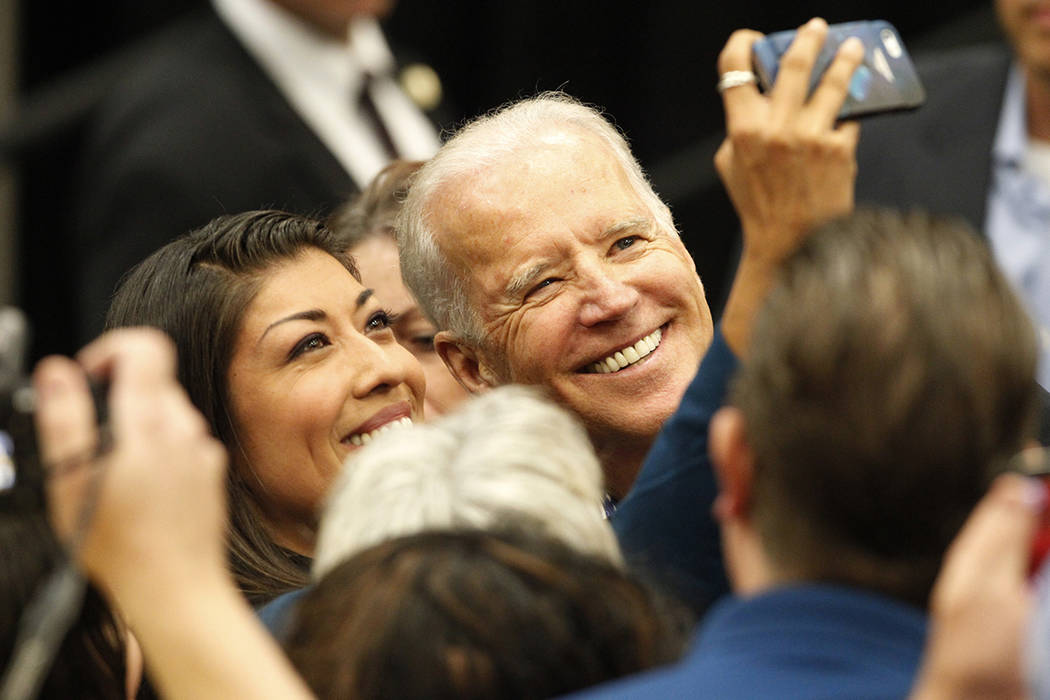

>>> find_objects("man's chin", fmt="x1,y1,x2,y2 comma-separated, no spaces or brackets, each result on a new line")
577,402,676,447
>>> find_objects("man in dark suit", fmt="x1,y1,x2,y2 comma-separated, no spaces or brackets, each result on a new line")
574,209,1040,699
855,44,1010,231
855,0,1050,388
70,0,446,344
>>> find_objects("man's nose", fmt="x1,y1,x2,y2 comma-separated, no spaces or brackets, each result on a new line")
577,267,640,327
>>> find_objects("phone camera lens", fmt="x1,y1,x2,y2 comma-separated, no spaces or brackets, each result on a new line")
880,29,903,59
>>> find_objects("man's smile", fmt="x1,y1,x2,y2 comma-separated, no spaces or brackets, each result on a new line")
580,325,664,374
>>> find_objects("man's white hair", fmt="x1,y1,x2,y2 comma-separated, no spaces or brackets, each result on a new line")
312,385,621,579
396,91,677,344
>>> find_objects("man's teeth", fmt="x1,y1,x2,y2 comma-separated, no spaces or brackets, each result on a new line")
347,416,413,446
587,328,662,374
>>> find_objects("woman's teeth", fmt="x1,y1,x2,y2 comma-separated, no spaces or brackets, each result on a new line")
586,328,662,374
347,416,413,446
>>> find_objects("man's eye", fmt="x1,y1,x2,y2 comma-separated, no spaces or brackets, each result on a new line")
290,333,330,359
614,236,637,251
526,278,559,299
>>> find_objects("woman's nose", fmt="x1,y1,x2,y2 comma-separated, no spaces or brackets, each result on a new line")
349,338,416,399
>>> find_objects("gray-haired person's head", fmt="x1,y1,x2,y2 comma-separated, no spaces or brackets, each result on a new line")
395,91,676,345
313,385,619,578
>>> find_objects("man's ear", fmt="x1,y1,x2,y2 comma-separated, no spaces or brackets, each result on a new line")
709,406,756,523
434,330,500,393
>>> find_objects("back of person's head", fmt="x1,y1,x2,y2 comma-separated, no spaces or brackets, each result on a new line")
328,159,424,249
313,385,619,578
733,208,1038,607
105,210,358,605
286,528,689,699
0,513,129,699
396,91,675,343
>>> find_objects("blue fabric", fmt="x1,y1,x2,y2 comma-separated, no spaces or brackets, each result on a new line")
257,586,310,640
568,584,928,699
612,326,737,612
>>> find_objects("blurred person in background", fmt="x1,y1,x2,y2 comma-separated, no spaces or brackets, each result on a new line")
71,0,450,344
856,0,1050,389
328,159,469,417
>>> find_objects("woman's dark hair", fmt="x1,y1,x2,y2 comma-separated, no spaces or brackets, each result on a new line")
285,527,691,699
105,210,358,606
0,513,128,698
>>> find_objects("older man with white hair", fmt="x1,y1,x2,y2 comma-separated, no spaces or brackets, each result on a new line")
396,21,862,500
395,20,863,607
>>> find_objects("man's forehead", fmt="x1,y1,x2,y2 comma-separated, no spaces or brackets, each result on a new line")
426,134,639,257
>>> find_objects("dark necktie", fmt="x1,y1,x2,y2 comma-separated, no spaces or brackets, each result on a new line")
358,73,399,159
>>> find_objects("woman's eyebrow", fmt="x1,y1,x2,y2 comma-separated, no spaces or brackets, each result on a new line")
257,309,326,347
256,290,374,346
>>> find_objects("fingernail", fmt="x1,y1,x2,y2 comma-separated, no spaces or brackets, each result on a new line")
34,365,68,401
1003,472,1050,510
841,37,864,55
807,17,827,31
1021,477,1049,511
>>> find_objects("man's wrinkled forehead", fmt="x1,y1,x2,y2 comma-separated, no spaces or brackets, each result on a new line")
426,176,533,271
424,130,636,261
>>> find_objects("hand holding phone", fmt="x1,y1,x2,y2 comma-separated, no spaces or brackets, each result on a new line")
751,20,925,119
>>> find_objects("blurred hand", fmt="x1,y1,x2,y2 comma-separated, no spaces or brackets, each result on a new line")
34,329,229,604
715,18,863,264
910,473,1042,700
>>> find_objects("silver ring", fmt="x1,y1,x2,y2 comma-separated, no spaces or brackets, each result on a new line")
717,70,758,94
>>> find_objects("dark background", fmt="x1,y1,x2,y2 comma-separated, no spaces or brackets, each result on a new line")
11,1,1002,361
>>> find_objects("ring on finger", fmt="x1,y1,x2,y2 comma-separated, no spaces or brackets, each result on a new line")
717,70,758,94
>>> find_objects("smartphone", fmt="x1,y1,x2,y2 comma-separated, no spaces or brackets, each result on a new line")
751,20,926,119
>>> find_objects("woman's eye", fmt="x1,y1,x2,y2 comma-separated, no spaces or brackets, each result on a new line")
290,333,330,359
366,310,397,332
614,236,637,251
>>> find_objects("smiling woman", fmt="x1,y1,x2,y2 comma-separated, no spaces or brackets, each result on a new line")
104,211,426,605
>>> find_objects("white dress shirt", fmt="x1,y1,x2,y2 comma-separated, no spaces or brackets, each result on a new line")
986,65,1050,389
212,0,440,190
